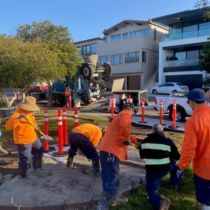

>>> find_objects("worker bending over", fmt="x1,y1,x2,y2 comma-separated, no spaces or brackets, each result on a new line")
4,96,43,178
66,123,102,174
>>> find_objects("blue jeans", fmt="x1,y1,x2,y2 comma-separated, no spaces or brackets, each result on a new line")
17,139,42,171
194,174,210,206
146,161,181,210
68,132,99,161
100,151,120,197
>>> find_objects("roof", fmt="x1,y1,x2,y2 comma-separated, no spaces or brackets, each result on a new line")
103,20,168,36
74,37,103,45
152,7,210,26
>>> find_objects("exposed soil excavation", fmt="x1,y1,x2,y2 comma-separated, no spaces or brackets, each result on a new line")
0,145,145,210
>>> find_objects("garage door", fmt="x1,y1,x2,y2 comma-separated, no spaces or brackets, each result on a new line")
165,74,202,90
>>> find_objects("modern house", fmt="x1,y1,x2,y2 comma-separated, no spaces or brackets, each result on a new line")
75,20,168,90
152,7,210,89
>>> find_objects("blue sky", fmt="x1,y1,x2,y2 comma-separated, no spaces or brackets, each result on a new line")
0,0,198,41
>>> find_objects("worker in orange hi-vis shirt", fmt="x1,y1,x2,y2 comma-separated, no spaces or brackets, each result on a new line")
97,102,138,210
4,96,43,178
178,88,210,209
66,123,102,174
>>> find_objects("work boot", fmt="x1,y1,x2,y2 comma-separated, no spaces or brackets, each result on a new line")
19,165,28,178
66,155,74,168
159,197,171,210
32,156,42,169
97,191,113,210
92,159,100,175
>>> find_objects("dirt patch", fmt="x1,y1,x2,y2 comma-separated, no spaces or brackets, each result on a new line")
0,144,145,209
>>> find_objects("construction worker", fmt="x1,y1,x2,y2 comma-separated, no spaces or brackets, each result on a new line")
66,123,102,174
139,124,181,210
4,96,43,178
178,88,210,209
97,102,138,210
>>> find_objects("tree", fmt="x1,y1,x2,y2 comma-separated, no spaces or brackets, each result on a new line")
16,20,82,78
199,41,210,74
194,0,209,8
0,36,66,88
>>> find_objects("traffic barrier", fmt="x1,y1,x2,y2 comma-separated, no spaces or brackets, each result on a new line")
172,99,177,128
109,96,116,119
57,109,64,155
62,106,68,146
141,98,145,123
43,109,49,152
74,106,79,127
160,99,163,125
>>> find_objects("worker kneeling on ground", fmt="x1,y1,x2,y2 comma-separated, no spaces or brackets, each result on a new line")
139,124,182,210
4,96,43,178
66,123,102,174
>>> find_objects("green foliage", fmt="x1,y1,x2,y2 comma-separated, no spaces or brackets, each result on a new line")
194,0,209,8
0,36,66,88
199,42,210,73
16,20,82,78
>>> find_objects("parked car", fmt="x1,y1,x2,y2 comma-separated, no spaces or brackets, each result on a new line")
150,82,189,95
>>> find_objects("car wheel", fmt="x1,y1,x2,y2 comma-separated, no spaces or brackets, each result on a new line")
102,62,111,81
169,106,186,122
172,90,177,94
152,89,157,94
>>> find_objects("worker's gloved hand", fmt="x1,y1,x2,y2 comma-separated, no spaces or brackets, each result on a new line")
123,140,130,146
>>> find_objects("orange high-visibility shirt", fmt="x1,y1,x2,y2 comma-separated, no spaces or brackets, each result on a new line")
72,123,102,147
179,104,210,180
4,109,38,144
99,109,137,161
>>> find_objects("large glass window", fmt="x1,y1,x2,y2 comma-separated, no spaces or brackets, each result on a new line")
110,34,121,41
199,21,210,36
98,55,109,65
110,54,123,65
183,24,198,38
175,51,186,60
122,33,128,39
125,51,139,63
142,51,147,63
90,44,96,54
187,50,199,59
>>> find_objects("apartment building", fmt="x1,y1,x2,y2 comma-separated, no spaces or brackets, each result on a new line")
75,20,168,90
152,7,210,89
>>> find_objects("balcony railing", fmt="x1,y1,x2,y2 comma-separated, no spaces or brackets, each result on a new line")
161,28,210,42
164,59,199,67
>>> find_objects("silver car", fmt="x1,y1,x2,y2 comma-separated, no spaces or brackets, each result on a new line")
151,82,189,95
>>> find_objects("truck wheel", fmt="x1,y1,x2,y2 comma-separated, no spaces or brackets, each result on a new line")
79,63,94,79
152,89,157,94
169,106,186,122
102,62,111,81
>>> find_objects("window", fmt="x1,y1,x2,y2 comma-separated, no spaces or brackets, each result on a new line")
175,51,186,60
110,34,121,41
122,33,128,39
90,44,96,54
125,51,139,63
110,54,123,65
187,50,199,59
142,51,147,63
80,44,96,56
98,55,109,65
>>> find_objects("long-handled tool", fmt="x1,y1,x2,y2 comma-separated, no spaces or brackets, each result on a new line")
17,114,53,141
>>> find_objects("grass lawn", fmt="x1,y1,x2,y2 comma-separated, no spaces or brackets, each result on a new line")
0,108,198,209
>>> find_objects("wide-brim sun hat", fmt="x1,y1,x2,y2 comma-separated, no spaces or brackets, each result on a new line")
187,88,206,102
19,96,40,112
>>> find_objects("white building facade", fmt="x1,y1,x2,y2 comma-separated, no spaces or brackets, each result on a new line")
75,20,168,90
153,7,210,89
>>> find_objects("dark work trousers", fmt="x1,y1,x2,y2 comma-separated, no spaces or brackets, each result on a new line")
68,132,99,161
194,174,210,206
17,139,43,174
146,161,181,210
100,151,120,198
